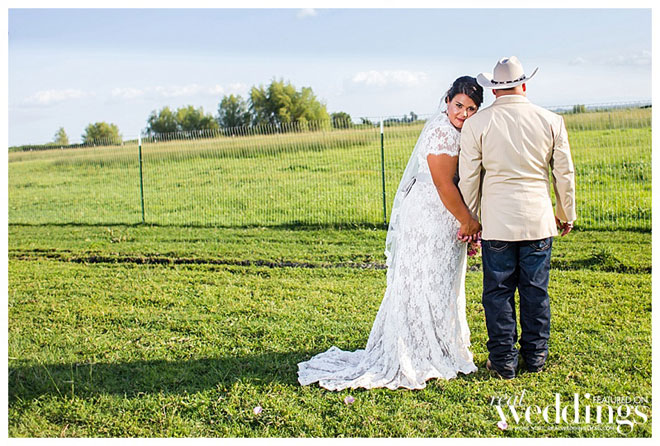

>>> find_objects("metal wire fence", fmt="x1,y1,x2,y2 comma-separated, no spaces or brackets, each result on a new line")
8,103,651,230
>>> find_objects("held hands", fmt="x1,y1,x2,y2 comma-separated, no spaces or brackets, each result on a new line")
555,216,573,236
457,217,481,243
457,216,481,257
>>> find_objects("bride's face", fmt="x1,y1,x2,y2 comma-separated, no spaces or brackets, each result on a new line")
446,93,478,129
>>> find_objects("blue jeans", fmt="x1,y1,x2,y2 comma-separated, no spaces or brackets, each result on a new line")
481,237,552,378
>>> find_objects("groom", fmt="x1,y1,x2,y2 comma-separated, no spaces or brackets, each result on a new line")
458,56,576,380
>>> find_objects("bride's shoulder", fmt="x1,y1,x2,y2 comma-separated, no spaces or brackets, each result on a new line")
426,113,459,142
420,113,460,156
428,112,458,134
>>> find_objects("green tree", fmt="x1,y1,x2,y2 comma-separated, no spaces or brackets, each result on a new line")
82,122,121,144
249,78,330,129
175,105,219,133
572,104,587,114
146,106,179,135
53,127,69,145
331,112,352,129
147,106,218,137
217,94,252,129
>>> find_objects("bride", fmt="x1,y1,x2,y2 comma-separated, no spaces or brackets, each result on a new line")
297,76,484,390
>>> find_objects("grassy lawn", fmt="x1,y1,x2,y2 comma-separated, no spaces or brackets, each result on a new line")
7,107,652,437
8,108,651,229
8,225,651,437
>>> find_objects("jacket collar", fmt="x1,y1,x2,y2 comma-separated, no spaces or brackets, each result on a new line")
493,94,530,105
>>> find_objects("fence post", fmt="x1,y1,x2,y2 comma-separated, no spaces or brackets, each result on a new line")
138,135,145,223
380,118,387,227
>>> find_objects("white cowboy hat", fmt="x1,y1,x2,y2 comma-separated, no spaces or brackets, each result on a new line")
477,56,539,89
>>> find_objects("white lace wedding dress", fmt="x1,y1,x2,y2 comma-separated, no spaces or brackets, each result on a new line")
297,111,477,390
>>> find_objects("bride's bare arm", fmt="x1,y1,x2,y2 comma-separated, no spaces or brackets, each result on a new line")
427,153,480,236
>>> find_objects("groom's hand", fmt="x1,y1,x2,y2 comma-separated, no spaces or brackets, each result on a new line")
555,216,573,236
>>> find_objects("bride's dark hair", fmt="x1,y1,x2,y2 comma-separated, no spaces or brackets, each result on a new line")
445,76,483,108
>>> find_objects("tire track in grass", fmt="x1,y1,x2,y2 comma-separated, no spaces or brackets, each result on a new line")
9,248,650,274
9,248,388,270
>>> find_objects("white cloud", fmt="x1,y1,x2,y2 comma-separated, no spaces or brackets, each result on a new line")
20,82,258,113
351,70,429,88
148,83,231,98
153,84,206,98
206,84,225,95
297,8,317,19
568,57,587,66
111,87,145,99
227,82,249,94
23,88,90,105
572,50,652,67
605,50,651,66
110,83,249,102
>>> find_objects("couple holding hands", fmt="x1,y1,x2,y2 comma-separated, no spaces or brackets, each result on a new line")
299,56,576,389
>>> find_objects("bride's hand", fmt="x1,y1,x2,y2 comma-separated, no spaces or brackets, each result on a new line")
458,217,481,242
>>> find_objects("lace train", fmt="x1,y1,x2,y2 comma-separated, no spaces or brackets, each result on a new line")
297,185,477,390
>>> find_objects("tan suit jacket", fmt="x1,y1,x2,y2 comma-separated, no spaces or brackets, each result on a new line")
459,95,576,241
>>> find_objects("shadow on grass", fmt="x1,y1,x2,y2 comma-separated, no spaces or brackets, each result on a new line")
552,249,652,274
9,353,306,402
9,352,482,403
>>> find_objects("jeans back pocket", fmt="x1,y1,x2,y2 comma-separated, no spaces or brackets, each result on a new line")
530,238,552,251
486,240,510,252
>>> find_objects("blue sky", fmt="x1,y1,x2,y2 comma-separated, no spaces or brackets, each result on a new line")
8,8,652,146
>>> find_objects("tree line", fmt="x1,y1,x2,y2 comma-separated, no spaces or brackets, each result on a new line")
145,79,353,137
44,79,379,146
16,78,424,149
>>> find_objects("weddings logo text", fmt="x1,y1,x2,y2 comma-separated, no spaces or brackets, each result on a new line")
490,391,650,434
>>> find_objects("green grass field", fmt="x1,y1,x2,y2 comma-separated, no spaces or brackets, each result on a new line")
8,108,651,229
8,224,651,437
8,107,652,437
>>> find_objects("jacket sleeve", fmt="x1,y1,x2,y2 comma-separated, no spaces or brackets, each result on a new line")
550,116,577,222
458,120,482,218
